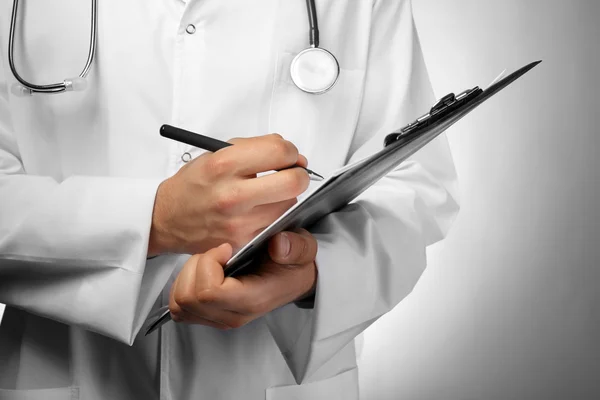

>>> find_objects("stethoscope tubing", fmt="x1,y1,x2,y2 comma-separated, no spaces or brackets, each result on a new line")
8,0,336,96
8,0,98,94
305,0,319,48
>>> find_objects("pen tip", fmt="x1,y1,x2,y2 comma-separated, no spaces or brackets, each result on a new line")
307,169,324,181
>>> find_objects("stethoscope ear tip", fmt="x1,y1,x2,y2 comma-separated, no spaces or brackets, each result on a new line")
65,77,88,92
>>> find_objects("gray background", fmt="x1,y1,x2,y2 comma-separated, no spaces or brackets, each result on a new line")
357,0,600,399
1,1,599,399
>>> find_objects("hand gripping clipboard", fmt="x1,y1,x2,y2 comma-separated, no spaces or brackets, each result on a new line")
144,60,541,336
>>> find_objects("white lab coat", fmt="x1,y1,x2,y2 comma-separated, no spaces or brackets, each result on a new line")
0,1,459,399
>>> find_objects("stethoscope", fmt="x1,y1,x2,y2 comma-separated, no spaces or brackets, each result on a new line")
9,0,98,95
8,0,339,96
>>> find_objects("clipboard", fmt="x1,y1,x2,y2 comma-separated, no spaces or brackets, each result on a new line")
223,60,541,276
144,60,541,335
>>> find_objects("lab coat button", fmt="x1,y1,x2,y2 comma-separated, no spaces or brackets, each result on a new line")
181,152,192,163
186,24,196,34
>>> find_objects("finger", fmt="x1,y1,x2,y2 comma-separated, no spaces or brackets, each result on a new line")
211,242,234,266
246,199,297,229
215,265,315,316
170,254,200,320
173,272,258,328
177,315,232,330
223,138,258,177
268,229,317,266
235,168,310,209
174,294,247,328
183,304,257,329
226,137,245,146
296,154,308,168
214,135,300,176
226,133,283,146
171,293,235,329
170,245,249,327
225,133,282,146
194,243,232,293
172,244,231,316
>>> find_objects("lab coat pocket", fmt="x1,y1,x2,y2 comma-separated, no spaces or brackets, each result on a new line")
266,367,358,400
268,52,365,175
0,387,79,400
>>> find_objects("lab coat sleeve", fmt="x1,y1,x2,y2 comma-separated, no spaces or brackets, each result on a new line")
265,0,460,383
0,64,179,346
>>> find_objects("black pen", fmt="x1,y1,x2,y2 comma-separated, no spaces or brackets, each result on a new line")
160,124,324,181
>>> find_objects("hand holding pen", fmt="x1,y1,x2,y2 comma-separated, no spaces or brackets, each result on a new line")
148,125,321,257
160,125,324,181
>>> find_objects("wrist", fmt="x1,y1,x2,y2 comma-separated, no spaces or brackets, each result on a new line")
148,180,172,257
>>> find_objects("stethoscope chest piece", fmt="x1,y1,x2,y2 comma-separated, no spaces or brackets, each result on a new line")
290,47,339,95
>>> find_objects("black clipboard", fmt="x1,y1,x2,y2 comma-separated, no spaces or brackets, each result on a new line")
144,60,540,336
223,60,541,277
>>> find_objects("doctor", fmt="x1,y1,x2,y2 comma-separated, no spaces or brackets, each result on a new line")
0,1,459,399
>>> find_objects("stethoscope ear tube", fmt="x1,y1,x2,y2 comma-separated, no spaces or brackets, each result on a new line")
8,0,98,95
8,0,337,96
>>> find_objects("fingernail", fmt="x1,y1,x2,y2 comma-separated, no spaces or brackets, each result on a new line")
278,233,291,258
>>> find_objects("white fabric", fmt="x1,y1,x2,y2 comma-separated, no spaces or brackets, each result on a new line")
0,1,459,399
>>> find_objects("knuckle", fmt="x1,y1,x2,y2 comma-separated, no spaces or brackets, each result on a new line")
195,288,218,305
272,140,297,162
269,133,284,140
214,187,242,213
168,301,184,319
283,141,299,160
205,155,233,177
170,310,185,323
270,139,288,156
174,292,195,309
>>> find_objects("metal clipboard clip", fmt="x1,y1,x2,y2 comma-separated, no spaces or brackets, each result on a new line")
384,86,483,147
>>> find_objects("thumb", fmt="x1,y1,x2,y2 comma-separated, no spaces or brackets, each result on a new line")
268,229,317,266
193,243,233,292
204,242,233,266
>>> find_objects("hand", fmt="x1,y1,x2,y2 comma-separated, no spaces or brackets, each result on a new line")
148,134,310,256
169,229,318,330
